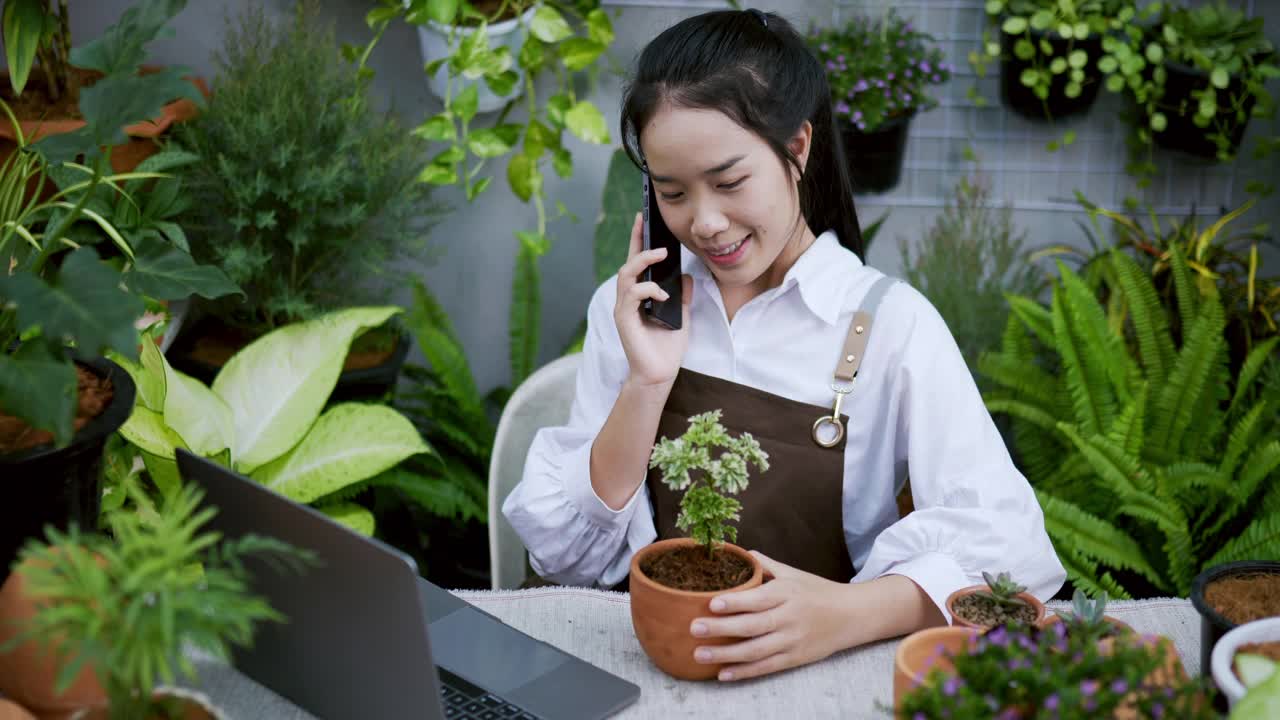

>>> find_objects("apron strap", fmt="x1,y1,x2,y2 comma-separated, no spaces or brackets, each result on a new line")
834,275,899,382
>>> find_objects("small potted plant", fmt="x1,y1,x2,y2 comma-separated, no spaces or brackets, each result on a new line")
1191,561,1280,679
946,571,1047,630
1211,617,1280,711
809,9,951,193
1043,589,1134,641
628,410,769,681
0,480,312,719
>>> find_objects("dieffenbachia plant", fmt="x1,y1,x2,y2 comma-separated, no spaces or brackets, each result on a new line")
108,306,432,534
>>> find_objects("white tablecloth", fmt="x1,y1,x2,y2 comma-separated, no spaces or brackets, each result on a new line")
186,589,1203,719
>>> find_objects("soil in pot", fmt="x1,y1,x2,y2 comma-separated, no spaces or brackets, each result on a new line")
1204,572,1280,626
0,365,112,455
951,593,1038,626
0,67,90,121
640,545,753,592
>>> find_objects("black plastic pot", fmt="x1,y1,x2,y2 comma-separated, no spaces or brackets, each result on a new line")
840,113,914,195
0,357,136,584
1189,561,1280,679
1149,59,1256,160
1000,26,1104,121
168,320,411,404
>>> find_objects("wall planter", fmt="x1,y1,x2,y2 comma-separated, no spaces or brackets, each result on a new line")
1211,616,1280,709
1147,59,1257,160
414,6,537,114
629,538,763,680
840,112,914,194
999,26,1103,121
0,357,135,585
1190,561,1280,679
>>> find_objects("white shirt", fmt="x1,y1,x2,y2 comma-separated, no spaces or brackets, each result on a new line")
502,230,1065,620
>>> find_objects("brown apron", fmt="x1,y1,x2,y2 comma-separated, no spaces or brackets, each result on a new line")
645,275,901,583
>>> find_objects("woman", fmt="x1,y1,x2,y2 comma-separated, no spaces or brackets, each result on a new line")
503,8,1064,682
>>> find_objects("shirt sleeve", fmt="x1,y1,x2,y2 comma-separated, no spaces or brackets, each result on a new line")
500,277,658,588
853,284,1066,622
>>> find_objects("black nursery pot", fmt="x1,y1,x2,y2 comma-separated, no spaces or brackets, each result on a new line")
840,113,914,195
1000,26,1103,121
0,357,136,585
1149,59,1256,160
1189,561,1280,679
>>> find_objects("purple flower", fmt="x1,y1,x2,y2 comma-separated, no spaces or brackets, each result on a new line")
875,79,886,88
904,68,913,78
919,61,932,73
932,74,942,82
988,626,1009,646
1111,679,1128,694
1081,679,1100,697
943,676,961,696
1151,703,1165,718
940,62,952,72
820,43,830,53
835,101,850,115
913,715,926,720
903,93,913,104
826,60,837,72
852,111,863,121
837,54,845,63
1045,693,1060,710
855,79,869,92
897,39,905,47
887,72,896,80
855,120,866,131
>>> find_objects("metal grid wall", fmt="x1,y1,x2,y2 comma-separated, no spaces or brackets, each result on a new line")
832,0,1261,214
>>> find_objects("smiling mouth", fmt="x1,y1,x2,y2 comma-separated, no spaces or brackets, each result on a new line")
706,235,749,256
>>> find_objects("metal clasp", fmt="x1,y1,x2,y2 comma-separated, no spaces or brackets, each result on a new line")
811,381,854,448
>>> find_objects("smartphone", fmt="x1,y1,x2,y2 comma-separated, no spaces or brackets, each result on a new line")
641,170,682,330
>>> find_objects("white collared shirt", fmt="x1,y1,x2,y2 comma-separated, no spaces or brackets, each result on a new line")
502,230,1065,619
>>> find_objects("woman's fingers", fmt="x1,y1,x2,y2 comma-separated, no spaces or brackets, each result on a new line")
627,211,642,258
625,280,670,305
693,631,786,666
691,606,780,639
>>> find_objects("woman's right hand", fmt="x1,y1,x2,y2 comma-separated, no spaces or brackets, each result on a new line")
613,212,693,388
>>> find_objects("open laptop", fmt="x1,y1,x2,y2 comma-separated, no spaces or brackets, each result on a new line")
177,450,640,720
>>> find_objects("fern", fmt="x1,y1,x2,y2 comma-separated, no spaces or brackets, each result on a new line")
1007,295,1057,348
1057,544,1133,601
1106,382,1147,460
1205,513,1280,567
1109,250,1176,385
1167,244,1199,340
1052,289,1111,436
1228,337,1280,416
1036,491,1165,590
1148,295,1225,460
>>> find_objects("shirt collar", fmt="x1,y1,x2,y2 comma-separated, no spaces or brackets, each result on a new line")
681,229,861,326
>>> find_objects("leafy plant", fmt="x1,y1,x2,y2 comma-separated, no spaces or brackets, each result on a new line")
808,8,952,133
979,249,1280,598
2,0,73,102
899,174,1042,389
356,0,616,388
648,410,769,555
0,0,235,448
977,570,1029,610
4,480,312,720
897,618,1215,718
106,306,432,535
177,0,441,336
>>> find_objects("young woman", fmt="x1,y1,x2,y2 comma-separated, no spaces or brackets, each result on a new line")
504,9,1064,681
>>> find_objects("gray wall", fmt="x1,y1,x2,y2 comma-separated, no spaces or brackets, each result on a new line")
75,0,1280,395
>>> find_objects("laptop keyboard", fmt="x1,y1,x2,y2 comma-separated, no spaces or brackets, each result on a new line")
438,666,541,720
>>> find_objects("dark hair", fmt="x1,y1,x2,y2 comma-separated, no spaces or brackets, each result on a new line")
620,9,863,258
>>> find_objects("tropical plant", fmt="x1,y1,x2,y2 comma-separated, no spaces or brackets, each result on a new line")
3,480,312,720
176,0,441,336
0,0,235,448
897,618,1215,718
979,249,1280,599
105,306,433,535
355,0,617,388
808,8,952,133
899,174,1042,388
648,410,769,556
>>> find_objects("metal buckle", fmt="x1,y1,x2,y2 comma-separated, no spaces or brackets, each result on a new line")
812,381,853,448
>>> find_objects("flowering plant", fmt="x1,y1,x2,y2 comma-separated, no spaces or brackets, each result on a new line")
808,10,952,133
897,621,1216,719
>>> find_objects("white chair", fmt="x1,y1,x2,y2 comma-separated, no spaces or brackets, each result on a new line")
488,352,583,589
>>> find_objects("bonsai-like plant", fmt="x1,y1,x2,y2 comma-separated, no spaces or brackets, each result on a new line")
3,480,312,719
177,0,441,337
980,248,1280,599
648,410,769,556
897,617,1215,718
808,9,952,134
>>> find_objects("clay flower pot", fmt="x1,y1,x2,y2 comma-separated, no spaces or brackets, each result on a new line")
0,699,37,720
1040,611,1134,637
945,584,1046,630
892,625,978,708
628,538,762,681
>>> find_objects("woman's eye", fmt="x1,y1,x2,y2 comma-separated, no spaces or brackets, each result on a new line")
660,191,683,201
718,177,746,190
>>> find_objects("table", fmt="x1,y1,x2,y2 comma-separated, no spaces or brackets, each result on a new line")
185,590,1204,719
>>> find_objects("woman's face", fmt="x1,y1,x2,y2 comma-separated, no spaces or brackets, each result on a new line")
639,104,814,294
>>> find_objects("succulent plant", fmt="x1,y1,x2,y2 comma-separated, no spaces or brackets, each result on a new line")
977,570,1030,609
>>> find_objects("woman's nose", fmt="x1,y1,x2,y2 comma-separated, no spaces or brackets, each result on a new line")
690,201,730,240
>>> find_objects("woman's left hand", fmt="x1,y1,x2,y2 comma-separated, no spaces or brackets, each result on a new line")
689,551,862,682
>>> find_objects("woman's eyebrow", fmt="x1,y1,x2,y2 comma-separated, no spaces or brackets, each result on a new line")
651,154,746,183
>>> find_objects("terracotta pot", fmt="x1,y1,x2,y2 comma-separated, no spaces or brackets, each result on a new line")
0,67,208,176
1040,611,1134,636
892,625,978,709
78,687,225,720
0,557,107,718
628,538,763,680
0,699,37,720
945,584,1047,630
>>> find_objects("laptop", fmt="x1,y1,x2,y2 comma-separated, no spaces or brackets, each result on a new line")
177,450,640,720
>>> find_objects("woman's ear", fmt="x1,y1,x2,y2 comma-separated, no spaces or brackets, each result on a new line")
787,121,814,181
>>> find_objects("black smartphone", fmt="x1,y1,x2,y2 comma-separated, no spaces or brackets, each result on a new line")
641,170,682,330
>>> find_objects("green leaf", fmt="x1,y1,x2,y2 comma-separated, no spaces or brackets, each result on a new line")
546,93,571,128
559,38,605,71
252,403,431,504
465,176,493,201
529,6,572,43
0,343,77,447
126,238,241,301
1206,512,1280,567
586,9,614,45
1029,10,1052,31
426,0,460,25
70,0,189,74
414,113,456,142
404,281,486,418
518,36,545,72
565,101,609,144
0,247,144,359
1036,490,1165,588
1003,16,1028,34
484,69,518,97
212,306,402,473
552,148,572,179
317,502,376,536
3,0,47,96
1150,112,1167,132
418,161,458,185
506,152,540,202
1228,337,1279,416
1210,67,1229,89
453,84,479,124
118,404,187,459
466,127,516,158
593,150,640,298
509,236,542,385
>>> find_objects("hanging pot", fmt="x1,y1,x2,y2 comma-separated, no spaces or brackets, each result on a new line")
840,112,914,195
999,25,1104,121
413,6,538,114
1148,59,1257,160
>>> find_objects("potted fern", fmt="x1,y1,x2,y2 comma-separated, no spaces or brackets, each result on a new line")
945,571,1047,630
628,410,769,681
0,480,311,719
